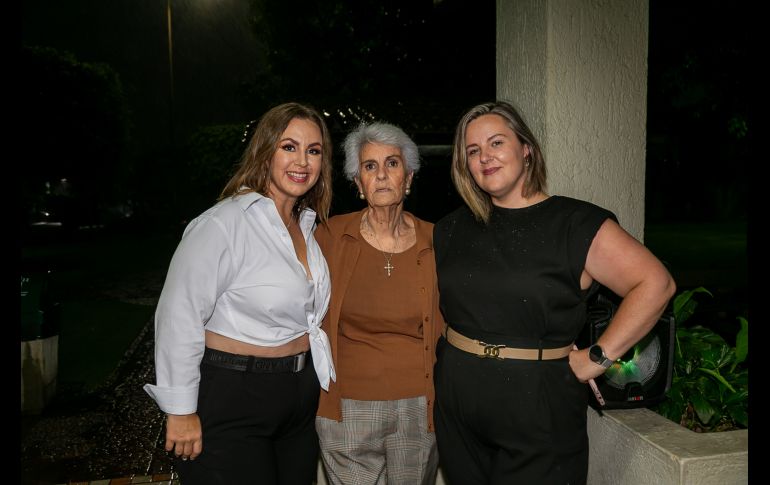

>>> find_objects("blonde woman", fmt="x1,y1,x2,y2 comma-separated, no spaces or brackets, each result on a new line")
433,101,676,484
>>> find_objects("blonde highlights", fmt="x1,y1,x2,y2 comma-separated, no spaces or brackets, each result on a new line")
450,101,547,223
219,102,333,222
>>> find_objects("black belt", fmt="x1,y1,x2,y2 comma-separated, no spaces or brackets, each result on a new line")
202,347,308,373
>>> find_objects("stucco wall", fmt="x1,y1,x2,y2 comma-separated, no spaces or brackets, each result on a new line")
587,408,748,485
497,0,648,241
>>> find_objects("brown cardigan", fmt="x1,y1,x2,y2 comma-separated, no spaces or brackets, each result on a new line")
314,209,445,431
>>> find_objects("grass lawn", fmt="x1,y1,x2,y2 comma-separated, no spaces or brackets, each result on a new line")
56,299,154,392
644,220,748,288
22,224,181,395
644,219,748,341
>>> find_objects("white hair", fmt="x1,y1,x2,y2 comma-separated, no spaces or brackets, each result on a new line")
342,122,420,180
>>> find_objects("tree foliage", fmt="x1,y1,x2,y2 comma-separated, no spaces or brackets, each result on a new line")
245,0,495,134
646,1,751,221
176,124,247,217
20,45,132,227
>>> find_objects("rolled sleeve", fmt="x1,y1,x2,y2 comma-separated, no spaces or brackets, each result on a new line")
143,215,234,414
142,383,199,415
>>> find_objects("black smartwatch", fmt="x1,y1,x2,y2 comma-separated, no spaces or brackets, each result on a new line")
588,344,614,369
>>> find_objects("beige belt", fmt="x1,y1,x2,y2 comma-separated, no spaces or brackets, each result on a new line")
443,326,573,360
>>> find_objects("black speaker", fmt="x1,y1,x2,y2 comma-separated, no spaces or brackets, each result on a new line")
577,285,675,409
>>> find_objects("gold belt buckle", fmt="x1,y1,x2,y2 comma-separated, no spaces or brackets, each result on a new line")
478,341,505,360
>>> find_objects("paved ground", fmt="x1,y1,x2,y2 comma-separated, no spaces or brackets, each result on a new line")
20,319,175,485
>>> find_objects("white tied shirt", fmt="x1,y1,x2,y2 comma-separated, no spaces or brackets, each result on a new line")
143,192,334,415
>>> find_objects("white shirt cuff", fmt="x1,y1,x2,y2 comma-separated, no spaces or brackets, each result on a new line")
143,383,199,415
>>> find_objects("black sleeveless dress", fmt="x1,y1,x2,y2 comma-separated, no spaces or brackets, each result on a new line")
433,195,616,485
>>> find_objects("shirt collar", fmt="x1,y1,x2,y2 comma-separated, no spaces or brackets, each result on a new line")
234,189,263,211
340,210,366,240
234,190,317,232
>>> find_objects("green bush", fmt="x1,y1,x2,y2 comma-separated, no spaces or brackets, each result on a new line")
652,287,748,432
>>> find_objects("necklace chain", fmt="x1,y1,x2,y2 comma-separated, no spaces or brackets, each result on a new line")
365,213,399,277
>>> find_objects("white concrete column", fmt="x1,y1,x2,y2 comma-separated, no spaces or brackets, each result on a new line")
21,336,59,414
497,0,649,241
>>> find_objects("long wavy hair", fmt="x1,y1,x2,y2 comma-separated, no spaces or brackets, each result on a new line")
451,101,547,223
219,102,333,222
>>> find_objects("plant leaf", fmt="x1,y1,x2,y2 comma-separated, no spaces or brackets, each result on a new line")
724,388,748,405
658,288,748,432
733,317,748,366
673,287,712,324
691,393,716,425
702,344,734,370
697,367,736,393
728,405,749,428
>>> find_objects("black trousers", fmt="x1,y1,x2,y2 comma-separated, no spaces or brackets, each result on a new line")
175,353,320,485
433,337,589,485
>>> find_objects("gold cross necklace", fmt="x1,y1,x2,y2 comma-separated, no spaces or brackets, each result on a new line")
365,213,399,277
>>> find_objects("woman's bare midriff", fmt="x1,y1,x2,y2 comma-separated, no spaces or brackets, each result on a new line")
205,330,310,358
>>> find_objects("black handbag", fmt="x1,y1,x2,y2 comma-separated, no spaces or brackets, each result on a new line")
577,285,675,409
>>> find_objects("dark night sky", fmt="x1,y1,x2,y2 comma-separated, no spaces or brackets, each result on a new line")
22,0,264,154
20,0,752,224
20,0,497,222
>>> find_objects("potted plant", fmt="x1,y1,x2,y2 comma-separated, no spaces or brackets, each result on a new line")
652,287,748,432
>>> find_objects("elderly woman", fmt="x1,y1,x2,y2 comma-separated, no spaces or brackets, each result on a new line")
314,122,443,485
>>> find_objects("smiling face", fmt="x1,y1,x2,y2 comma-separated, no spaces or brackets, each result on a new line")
355,142,413,209
465,114,531,207
266,117,323,206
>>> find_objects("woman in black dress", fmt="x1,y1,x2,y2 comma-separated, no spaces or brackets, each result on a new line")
433,101,676,484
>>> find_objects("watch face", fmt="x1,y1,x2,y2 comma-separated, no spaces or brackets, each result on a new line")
589,345,603,363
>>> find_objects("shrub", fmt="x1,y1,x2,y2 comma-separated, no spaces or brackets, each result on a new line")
652,287,748,432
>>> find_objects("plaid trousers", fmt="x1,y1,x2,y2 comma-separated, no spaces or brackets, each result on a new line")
316,396,439,485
